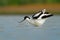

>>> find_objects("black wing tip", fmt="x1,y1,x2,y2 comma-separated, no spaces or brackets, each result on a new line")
42,14,53,19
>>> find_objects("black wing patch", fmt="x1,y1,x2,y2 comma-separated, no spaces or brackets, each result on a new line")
32,11,43,19
42,14,53,19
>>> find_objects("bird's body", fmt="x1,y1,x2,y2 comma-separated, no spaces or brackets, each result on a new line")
19,9,53,26
26,18,47,26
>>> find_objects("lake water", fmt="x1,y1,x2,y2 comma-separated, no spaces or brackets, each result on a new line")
0,15,60,40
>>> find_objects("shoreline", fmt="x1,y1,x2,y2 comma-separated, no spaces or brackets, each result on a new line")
0,4,60,15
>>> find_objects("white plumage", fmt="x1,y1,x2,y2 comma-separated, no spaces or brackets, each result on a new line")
26,18,47,26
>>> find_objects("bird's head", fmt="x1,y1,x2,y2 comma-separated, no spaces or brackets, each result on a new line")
24,16,30,20
18,16,30,23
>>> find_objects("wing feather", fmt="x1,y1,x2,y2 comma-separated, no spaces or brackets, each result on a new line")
32,9,46,19
32,11,43,19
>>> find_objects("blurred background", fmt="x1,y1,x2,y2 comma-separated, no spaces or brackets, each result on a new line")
0,0,60,15
0,0,60,40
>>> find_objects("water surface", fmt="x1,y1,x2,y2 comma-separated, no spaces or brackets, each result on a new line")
0,15,60,40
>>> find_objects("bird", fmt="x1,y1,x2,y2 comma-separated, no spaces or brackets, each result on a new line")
18,9,53,26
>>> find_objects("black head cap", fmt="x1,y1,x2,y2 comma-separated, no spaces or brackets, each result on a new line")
24,16,30,20
18,16,30,23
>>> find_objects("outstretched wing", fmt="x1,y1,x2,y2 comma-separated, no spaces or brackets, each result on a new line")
32,11,43,19
32,9,46,19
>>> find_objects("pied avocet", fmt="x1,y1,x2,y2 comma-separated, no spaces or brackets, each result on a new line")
19,9,53,26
